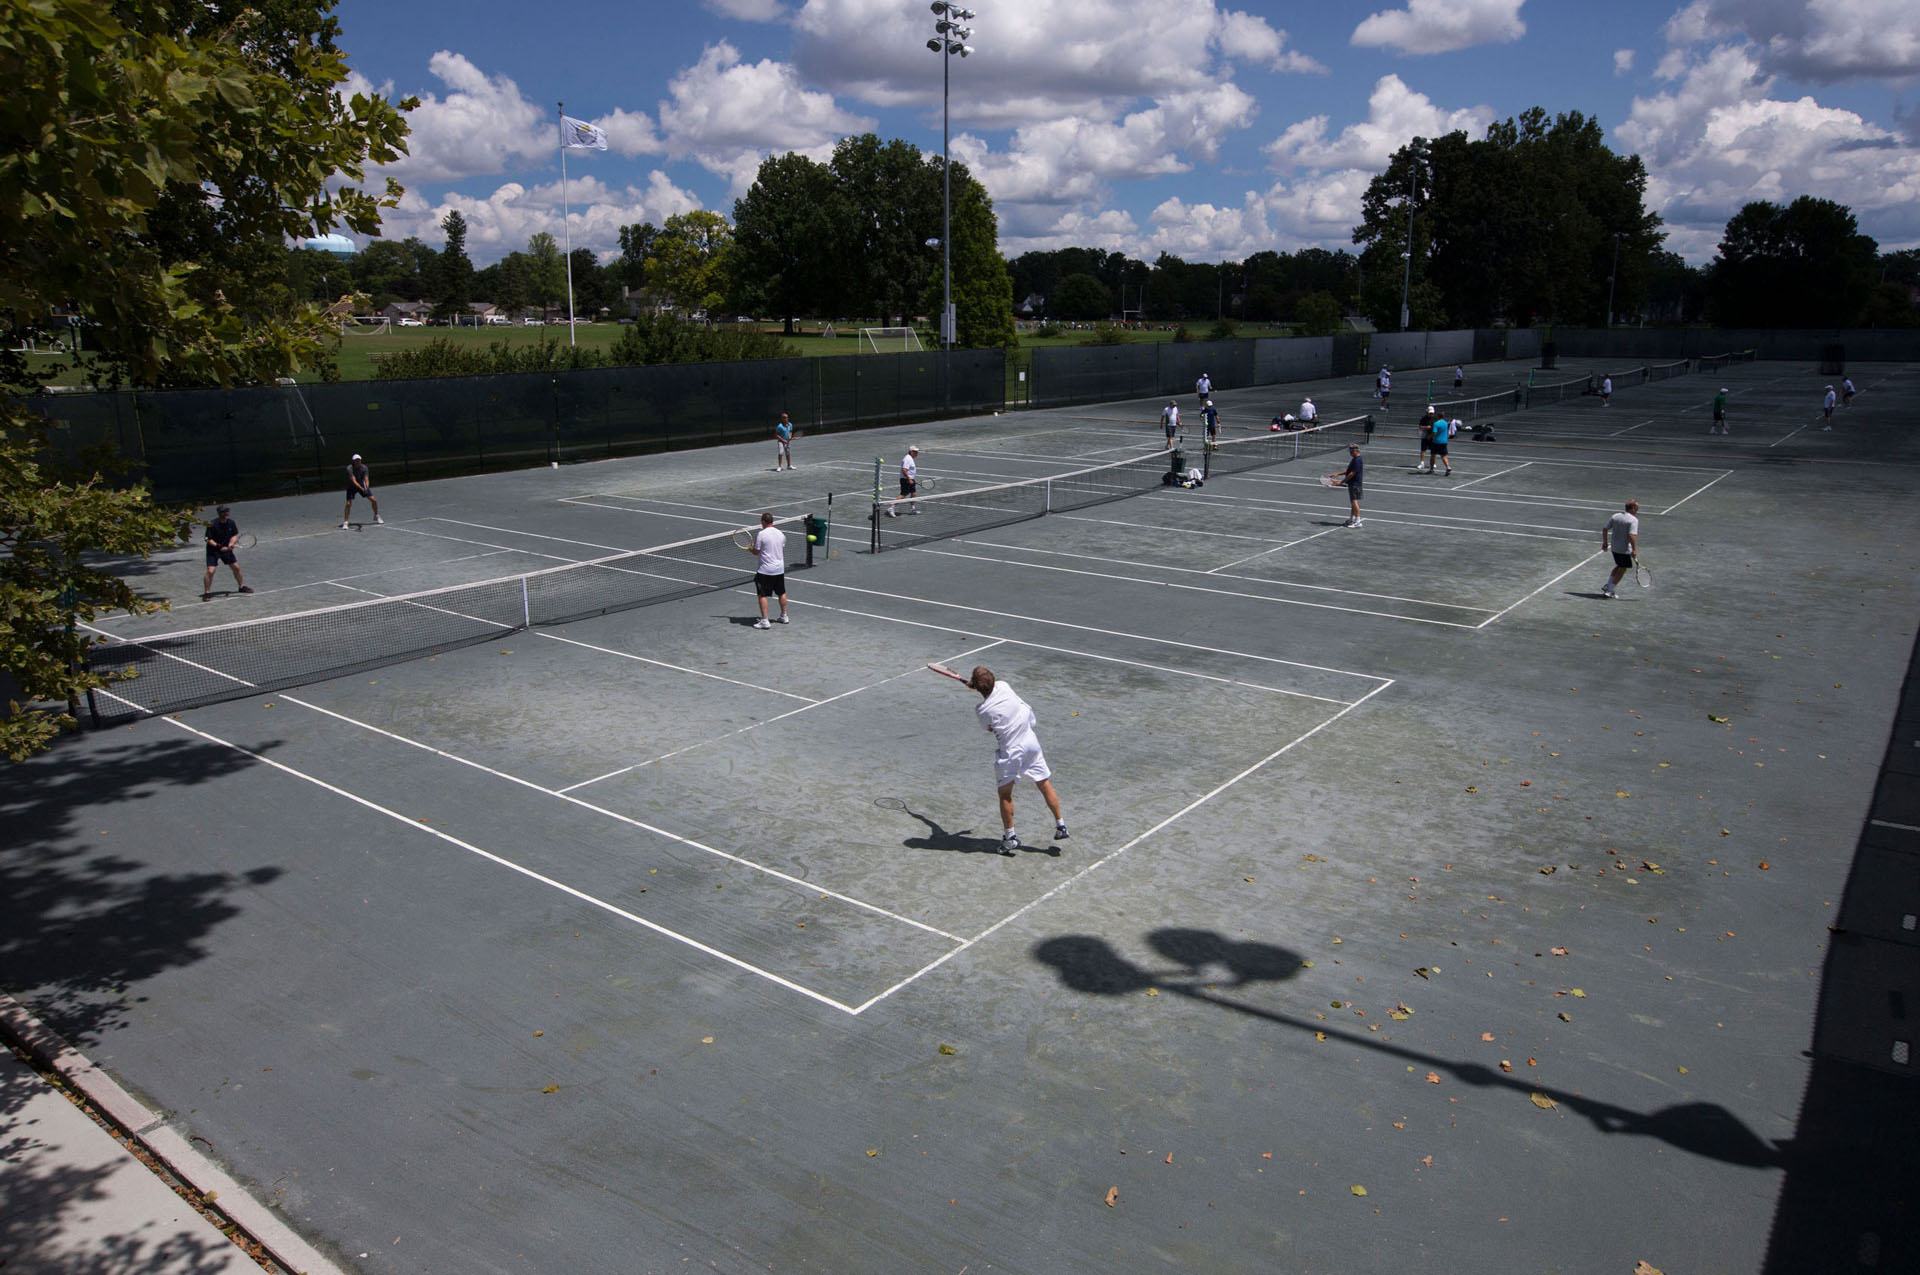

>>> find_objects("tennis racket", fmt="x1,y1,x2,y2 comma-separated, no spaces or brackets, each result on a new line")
1634,558,1651,589
1319,475,1340,488
926,662,967,683
914,476,937,493
237,532,257,550
874,797,909,812
733,527,757,551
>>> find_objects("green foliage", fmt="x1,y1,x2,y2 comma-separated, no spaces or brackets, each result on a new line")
943,161,1016,349
1034,322,1064,339
1354,109,1660,327
1082,324,1127,346
433,210,474,322
368,317,792,379
646,212,734,317
1051,273,1112,322
832,135,941,324
1,409,191,759
1172,324,1193,343
369,336,605,378
732,153,842,334
525,233,567,312
1296,291,1343,337
1205,318,1238,342
0,0,413,391
608,311,790,364
1709,198,1879,327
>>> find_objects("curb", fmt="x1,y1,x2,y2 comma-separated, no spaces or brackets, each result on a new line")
0,991,350,1275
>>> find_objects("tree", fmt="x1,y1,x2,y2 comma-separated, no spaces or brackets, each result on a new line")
1709,198,1879,327
645,212,733,317
434,210,474,322
1296,291,1343,336
0,0,411,758
939,158,1015,348
525,233,567,314
1052,274,1112,321
731,153,840,334
614,222,659,297
566,248,615,318
355,237,430,307
830,134,940,323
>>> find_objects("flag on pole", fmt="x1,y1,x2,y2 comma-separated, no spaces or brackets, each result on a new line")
560,115,608,150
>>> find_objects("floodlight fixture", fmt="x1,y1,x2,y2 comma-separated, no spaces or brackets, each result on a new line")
927,4,979,354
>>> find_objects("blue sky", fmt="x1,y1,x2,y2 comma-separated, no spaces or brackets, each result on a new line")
329,0,1920,267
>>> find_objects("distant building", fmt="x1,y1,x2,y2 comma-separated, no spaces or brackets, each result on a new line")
303,233,356,257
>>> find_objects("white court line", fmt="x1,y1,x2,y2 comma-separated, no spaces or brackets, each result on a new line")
1661,471,1732,514
266,692,967,943
1221,469,1618,512
1606,418,1658,437
548,636,1009,790
1451,461,1534,489
1209,524,1348,571
384,522,593,562
803,578,1388,688
955,533,1487,611
1871,819,1920,834
423,517,633,553
1477,552,1603,628
1071,495,1592,540
911,546,1488,628
851,679,1397,1013
539,631,819,703
119,703,871,1016
1768,423,1813,449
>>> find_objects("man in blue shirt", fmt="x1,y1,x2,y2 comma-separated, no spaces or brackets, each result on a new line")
774,412,794,471
1333,443,1364,527
1200,399,1220,450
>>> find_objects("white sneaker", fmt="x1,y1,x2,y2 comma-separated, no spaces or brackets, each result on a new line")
886,508,898,518
339,521,349,529
1601,588,1615,598
374,515,384,524
754,617,771,629
777,613,789,624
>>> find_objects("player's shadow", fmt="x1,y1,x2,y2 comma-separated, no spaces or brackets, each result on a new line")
1032,929,1784,1170
895,806,1058,857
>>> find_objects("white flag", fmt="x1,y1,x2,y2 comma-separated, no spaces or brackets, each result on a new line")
560,115,608,151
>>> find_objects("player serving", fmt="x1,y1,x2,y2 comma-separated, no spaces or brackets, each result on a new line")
929,662,1069,855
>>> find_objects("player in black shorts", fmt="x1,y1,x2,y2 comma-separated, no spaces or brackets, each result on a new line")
201,504,252,600
1334,443,1364,528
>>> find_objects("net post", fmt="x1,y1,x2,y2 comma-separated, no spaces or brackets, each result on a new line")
870,502,880,554
521,576,531,627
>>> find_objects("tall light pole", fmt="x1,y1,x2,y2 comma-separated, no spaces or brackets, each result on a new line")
1399,167,1415,332
1606,232,1625,327
928,3,974,350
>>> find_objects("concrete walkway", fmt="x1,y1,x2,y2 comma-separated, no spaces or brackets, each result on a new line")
0,996,344,1275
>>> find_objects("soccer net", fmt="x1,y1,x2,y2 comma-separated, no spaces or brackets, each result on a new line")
340,318,392,336
860,326,924,353
275,377,325,449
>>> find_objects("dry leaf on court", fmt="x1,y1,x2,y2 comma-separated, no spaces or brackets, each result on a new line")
1314,1032,1327,1042
1104,1187,1119,1208
1350,1185,1368,1197
1499,1060,1513,1073
1634,1263,1665,1275
1425,1072,1442,1084
1551,946,1569,955
865,1149,879,1157
1481,1032,1495,1042
541,1085,558,1094
1570,989,1586,998
1530,1093,1557,1110
1558,1012,1573,1022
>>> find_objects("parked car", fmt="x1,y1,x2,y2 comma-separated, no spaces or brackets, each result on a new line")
484,315,510,326
521,317,544,326
396,317,424,327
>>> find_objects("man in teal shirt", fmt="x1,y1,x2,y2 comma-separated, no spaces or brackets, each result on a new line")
1711,388,1728,435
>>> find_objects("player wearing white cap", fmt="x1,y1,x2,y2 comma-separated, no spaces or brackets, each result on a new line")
341,453,382,528
1821,385,1836,430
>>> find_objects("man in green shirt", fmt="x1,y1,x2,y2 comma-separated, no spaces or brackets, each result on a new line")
1711,388,1728,435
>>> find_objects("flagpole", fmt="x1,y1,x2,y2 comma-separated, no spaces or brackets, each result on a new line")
559,100,577,347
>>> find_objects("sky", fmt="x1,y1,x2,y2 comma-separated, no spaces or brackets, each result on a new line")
326,0,1920,269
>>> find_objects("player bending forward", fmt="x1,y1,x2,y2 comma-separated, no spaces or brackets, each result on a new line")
967,666,1069,855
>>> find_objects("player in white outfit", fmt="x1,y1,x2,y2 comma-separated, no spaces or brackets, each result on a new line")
968,666,1068,854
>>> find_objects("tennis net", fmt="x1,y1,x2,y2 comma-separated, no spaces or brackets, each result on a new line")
84,516,817,724
1524,374,1593,406
1203,414,1370,480
1425,386,1522,422
1596,366,1650,389
869,447,1178,552
1647,358,1690,382
1696,350,1755,373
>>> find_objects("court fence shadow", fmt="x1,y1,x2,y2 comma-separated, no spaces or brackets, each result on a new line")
1761,626,1920,1274
1033,929,1784,1170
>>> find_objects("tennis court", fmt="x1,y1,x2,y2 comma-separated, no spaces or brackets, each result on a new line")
6,352,1920,1273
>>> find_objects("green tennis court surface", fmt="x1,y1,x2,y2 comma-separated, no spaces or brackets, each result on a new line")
6,355,1918,1272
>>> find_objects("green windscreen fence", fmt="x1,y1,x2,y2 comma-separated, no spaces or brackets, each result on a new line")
27,348,1006,502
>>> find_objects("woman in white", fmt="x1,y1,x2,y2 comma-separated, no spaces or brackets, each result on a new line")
968,666,1068,855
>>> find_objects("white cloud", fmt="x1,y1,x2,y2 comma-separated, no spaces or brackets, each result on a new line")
1617,44,1920,258
372,52,554,185
704,0,787,20
1662,0,1920,82
379,172,705,263
1614,48,1635,75
596,108,665,158
1216,10,1327,73
1265,75,1492,172
655,42,873,198
1350,0,1526,56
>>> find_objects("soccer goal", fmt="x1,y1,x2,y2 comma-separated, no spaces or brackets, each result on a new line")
340,318,391,336
860,326,924,353
275,377,325,449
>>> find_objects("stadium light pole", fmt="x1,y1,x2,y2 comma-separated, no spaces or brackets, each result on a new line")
1606,232,1625,327
928,4,973,352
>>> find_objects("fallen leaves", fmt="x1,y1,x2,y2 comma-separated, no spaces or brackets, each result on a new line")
938,1044,956,1056
1558,1012,1573,1022
865,1149,880,1157
1425,1072,1442,1084
541,1085,558,1094
1350,1185,1368,1197
1530,1093,1558,1110
1550,946,1569,956
1105,1187,1119,1208
1635,1263,1665,1275
1499,1060,1513,1073
1480,1032,1496,1042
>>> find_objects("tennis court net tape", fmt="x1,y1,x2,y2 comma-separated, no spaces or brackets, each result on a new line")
1696,350,1755,372
1425,387,1522,421
84,515,816,724
1203,415,1369,480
